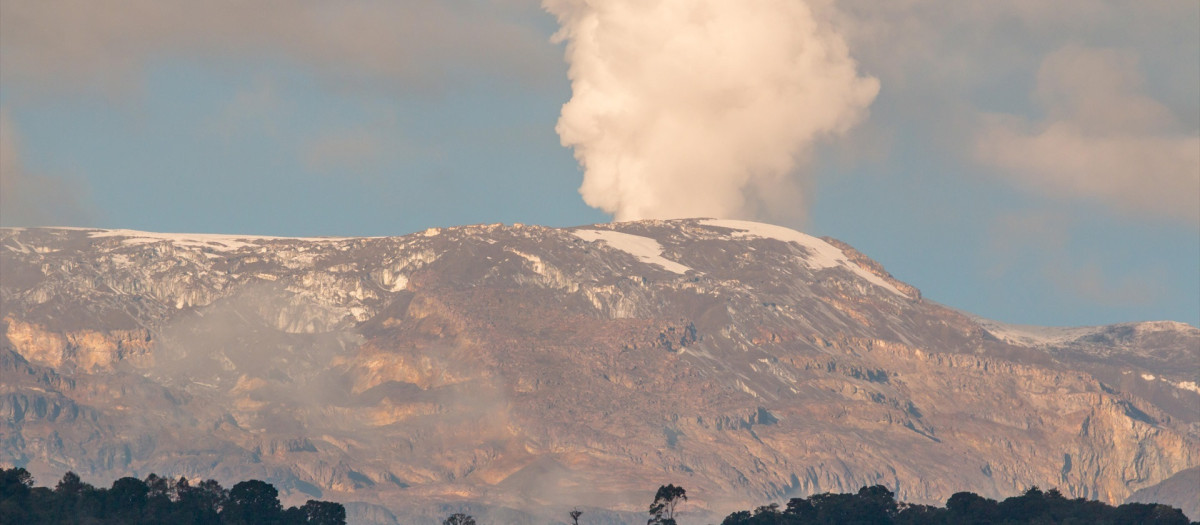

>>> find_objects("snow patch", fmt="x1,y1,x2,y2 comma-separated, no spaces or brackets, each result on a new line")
1174,381,1200,395
700,219,902,295
384,274,408,292
976,321,1106,347
572,229,691,275
980,319,1199,347
371,250,436,292
1132,320,1200,335
88,229,352,252
1135,376,1200,395
507,248,578,291
348,306,370,322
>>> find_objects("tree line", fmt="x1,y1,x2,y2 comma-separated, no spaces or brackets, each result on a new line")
716,484,1194,525
443,483,1192,525
0,467,345,525
6,467,1193,524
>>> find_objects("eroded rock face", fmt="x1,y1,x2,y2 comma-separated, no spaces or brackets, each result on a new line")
1,220,1197,524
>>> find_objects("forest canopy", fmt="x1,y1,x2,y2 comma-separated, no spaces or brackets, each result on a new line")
5,467,1194,524
0,467,345,525
717,484,1194,525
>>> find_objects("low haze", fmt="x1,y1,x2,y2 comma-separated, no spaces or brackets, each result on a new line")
0,0,1196,328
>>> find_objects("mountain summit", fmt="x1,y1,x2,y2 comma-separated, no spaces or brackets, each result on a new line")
2,219,1197,523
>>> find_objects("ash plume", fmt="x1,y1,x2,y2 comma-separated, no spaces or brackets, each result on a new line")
544,0,879,221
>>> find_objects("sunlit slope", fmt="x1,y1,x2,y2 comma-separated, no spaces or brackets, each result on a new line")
2,219,1197,523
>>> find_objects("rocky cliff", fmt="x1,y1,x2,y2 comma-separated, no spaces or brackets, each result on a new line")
2,219,1197,523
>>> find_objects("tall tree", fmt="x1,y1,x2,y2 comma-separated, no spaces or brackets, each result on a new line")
176,478,227,524
303,499,348,525
108,476,150,522
648,484,687,525
54,471,85,496
0,468,34,522
223,479,283,525
443,513,477,525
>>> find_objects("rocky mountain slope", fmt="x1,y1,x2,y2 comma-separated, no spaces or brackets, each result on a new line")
2,219,1197,523
1126,466,1200,521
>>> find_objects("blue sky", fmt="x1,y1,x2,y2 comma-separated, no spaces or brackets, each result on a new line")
1,1,1197,328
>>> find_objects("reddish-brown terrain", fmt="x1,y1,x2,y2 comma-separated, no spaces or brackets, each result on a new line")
2,219,1197,523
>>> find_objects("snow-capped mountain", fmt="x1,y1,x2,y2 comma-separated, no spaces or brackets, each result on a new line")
2,219,1197,523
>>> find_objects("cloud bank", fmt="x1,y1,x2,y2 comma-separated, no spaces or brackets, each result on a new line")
824,0,1198,226
976,46,1200,225
0,0,557,96
3,0,1194,231
544,0,878,222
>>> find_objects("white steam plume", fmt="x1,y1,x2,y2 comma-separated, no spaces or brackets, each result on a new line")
544,0,879,221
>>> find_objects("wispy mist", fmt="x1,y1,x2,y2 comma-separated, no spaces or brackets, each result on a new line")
0,109,94,227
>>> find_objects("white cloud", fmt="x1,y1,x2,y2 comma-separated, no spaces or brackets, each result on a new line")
544,0,878,222
975,46,1200,225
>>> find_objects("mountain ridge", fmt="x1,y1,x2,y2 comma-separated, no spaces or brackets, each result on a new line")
2,219,1197,523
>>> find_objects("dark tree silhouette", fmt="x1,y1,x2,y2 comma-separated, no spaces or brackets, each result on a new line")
283,506,309,523
49,471,90,519
223,479,284,525
648,484,687,525
177,477,228,523
784,496,814,518
719,483,1193,525
108,476,151,522
720,510,753,524
0,467,34,522
5,467,1193,525
54,471,85,496
302,499,347,525
945,489,998,523
443,512,477,525
0,467,345,524
1113,502,1192,523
